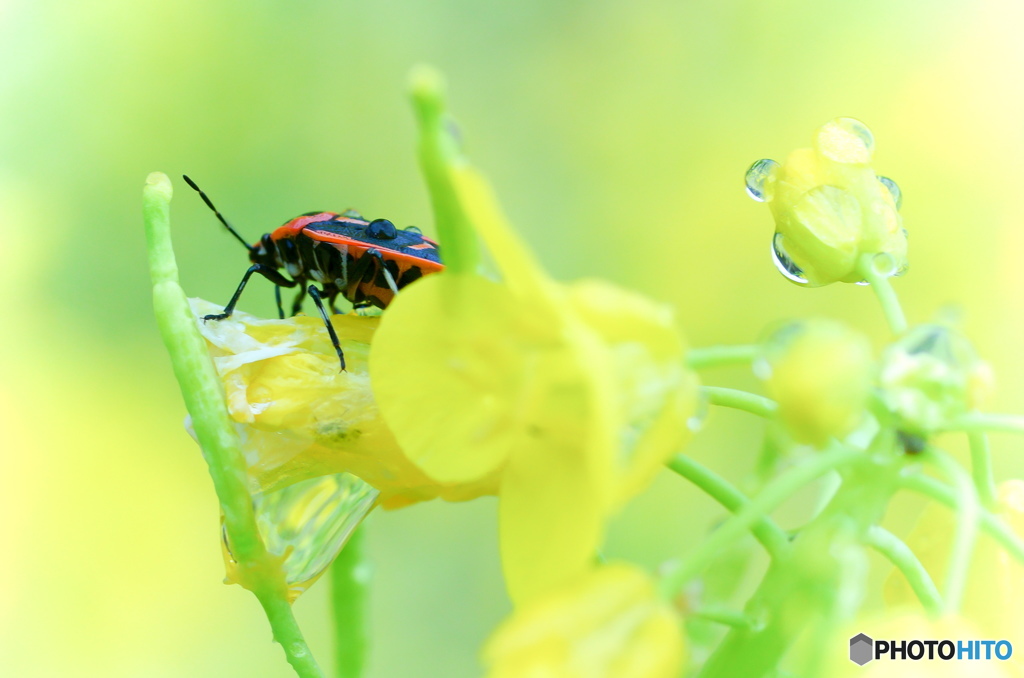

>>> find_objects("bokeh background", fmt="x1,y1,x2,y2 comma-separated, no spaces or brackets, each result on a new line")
3,1,1024,676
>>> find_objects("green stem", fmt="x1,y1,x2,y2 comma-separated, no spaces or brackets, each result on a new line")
409,66,480,276
687,345,760,370
658,445,861,598
331,526,369,678
697,441,899,678
967,431,997,509
857,252,907,335
899,473,1024,565
258,593,326,678
702,386,778,419
144,173,322,678
946,412,1024,435
923,448,980,613
690,606,754,630
863,525,942,616
666,454,790,560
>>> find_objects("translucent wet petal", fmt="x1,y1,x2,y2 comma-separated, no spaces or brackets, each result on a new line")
222,472,378,602
482,564,685,678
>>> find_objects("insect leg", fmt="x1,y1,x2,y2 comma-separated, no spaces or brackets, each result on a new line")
290,285,308,316
274,285,285,320
325,285,342,315
204,264,297,321
342,250,380,302
307,285,346,371
366,248,399,295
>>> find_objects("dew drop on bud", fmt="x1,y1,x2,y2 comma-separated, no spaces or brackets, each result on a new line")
871,251,898,278
878,176,903,210
771,233,809,284
817,118,875,164
745,158,779,202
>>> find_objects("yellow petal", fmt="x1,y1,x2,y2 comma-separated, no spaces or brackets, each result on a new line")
483,563,685,678
564,279,698,504
370,273,553,485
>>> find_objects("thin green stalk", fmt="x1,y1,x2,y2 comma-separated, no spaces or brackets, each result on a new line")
658,445,862,598
863,525,942,616
144,173,322,678
697,440,899,678
331,526,369,678
258,593,326,678
702,386,778,420
946,412,1024,435
922,448,980,613
666,454,790,560
899,473,1024,564
690,606,754,630
687,345,760,370
857,252,907,335
409,66,479,276
967,431,997,508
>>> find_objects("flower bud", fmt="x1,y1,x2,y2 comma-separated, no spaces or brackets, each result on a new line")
758,319,873,446
746,118,907,287
879,323,993,437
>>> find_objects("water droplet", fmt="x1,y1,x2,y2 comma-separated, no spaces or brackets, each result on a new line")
404,225,423,235
752,357,772,380
871,252,898,277
771,233,808,284
687,391,711,432
745,158,779,202
878,176,902,210
817,118,874,164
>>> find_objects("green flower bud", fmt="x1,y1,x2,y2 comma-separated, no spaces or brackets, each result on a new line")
746,118,908,287
879,323,994,437
757,319,874,446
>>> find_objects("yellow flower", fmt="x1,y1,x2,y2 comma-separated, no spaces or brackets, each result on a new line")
758,319,873,446
747,118,907,287
191,298,497,508
482,564,685,678
369,155,697,604
885,480,1024,651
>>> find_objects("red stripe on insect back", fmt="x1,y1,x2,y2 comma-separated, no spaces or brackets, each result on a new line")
301,227,373,250
270,212,337,240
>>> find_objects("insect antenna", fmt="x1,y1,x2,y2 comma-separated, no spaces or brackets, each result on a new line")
182,175,256,252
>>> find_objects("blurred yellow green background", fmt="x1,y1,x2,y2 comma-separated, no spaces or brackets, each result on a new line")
3,1,1024,676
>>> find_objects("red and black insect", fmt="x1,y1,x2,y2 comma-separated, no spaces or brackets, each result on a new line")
183,175,444,370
